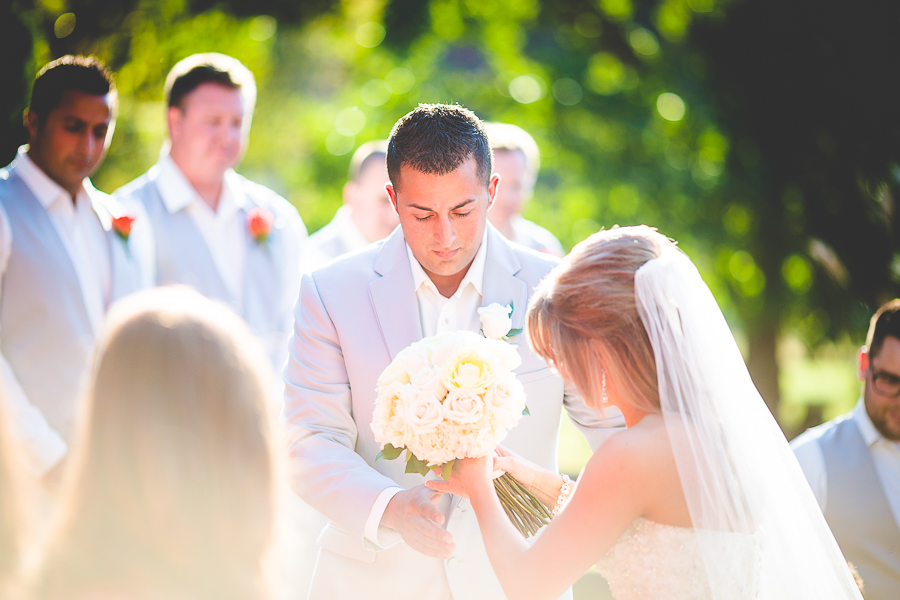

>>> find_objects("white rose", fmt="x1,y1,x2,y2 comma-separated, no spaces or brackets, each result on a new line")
407,392,445,436
395,345,431,376
443,387,486,424
478,303,513,340
485,372,526,428
441,346,499,393
377,360,411,387
485,338,522,371
371,381,414,445
410,366,448,400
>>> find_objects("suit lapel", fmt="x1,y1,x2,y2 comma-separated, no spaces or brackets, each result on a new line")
369,229,422,360
482,225,527,333
90,189,140,302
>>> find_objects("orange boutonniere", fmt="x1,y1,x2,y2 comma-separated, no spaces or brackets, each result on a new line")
112,214,135,242
247,207,274,246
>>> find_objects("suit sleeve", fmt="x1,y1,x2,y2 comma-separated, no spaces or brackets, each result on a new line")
281,272,404,544
562,380,626,452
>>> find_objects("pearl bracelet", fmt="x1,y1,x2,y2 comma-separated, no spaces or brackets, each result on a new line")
551,473,573,518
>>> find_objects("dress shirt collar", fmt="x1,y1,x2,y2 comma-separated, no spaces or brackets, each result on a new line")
12,145,90,209
155,152,246,218
406,229,488,299
853,397,886,448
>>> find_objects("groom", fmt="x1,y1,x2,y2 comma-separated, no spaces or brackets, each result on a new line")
283,104,621,599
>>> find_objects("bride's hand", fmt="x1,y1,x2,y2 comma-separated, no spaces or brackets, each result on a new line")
493,446,568,509
425,455,493,499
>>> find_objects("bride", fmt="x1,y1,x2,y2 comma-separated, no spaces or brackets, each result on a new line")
427,226,863,600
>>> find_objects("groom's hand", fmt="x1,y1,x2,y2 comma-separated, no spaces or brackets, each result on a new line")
382,485,455,559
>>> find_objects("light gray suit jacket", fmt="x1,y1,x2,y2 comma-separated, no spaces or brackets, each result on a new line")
283,225,621,599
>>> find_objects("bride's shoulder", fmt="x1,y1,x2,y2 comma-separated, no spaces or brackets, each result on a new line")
583,415,673,479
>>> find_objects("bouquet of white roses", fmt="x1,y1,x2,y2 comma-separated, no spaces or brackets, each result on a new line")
371,306,553,537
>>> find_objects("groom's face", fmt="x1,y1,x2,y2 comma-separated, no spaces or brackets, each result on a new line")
387,157,499,289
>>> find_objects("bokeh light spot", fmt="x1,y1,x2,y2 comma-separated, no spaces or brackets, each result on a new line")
335,107,366,136
552,78,583,106
629,28,659,56
326,131,355,156
574,13,603,38
361,80,391,106
54,13,76,38
355,22,386,48
509,75,545,104
248,15,277,41
656,92,686,121
385,68,415,94
782,255,813,292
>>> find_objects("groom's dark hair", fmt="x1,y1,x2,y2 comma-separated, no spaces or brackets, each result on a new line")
386,104,492,191
867,299,900,358
28,55,116,126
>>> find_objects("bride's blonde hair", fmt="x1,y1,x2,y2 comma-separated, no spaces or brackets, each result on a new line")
32,286,277,600
528,226,669,414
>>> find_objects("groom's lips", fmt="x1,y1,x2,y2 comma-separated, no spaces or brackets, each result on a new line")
434,249,459,259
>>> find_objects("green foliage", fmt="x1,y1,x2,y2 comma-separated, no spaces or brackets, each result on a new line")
376,443,404,461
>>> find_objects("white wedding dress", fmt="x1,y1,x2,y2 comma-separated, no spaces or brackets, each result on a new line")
596,518,759,599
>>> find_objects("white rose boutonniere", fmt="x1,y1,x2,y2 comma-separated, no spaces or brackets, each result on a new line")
478,302,522,340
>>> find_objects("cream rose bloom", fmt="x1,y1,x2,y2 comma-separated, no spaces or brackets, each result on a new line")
441,346,500,393
485,372,527,428
371,381,414,448
478,303,513,339
407,392,444,435
443,387,486,424
409,366,448,400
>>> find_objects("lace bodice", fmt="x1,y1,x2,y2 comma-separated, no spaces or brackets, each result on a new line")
595,518,759,600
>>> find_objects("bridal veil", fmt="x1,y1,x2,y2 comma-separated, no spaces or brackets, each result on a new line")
634,247,863,599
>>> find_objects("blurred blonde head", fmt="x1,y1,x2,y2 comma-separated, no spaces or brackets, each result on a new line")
528,226,668,414
0,399,26,596
33,287,277,600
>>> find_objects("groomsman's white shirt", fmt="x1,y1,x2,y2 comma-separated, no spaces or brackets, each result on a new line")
154,154,247,301
300,206,369,274
363,232,489,546
792,398,900,525
509,215,564,256
0,148,153,475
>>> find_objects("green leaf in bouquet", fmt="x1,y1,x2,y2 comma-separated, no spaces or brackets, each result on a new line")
405,452,431,476
441,459,455,480
376,443,404,462
522,406,530,416
507,302,514,317
505,328,523,338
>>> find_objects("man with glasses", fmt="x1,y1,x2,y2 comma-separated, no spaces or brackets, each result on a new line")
792,299,900,600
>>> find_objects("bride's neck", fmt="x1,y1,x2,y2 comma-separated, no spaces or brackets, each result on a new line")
616,401,650,428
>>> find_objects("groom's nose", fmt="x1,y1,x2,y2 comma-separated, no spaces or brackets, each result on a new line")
434,215,455,247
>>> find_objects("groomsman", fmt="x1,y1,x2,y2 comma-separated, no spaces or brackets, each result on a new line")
0,56,153,480
115,53,306,372
792,299,900,600
300,140,398,273
283,104,622,600
484,122,564,256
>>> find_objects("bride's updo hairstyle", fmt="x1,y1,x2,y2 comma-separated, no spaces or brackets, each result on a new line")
528,225,668,414
32,286,277,600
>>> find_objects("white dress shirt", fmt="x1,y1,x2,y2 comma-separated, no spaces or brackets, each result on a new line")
155,153,246,302
0,147,113,474
792,398,900,526
364,231,490,546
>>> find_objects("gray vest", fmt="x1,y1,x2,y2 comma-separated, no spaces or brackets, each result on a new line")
0,168,143,441
820,416,900,600
117,167,288,363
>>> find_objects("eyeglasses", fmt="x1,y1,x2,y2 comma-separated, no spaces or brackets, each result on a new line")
869,366,900,398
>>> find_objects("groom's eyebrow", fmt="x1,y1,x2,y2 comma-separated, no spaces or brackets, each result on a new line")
407,199,475,212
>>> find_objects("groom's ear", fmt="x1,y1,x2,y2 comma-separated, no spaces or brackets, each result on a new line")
385,182,399,213
487,173,500,210
858,346,870,381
